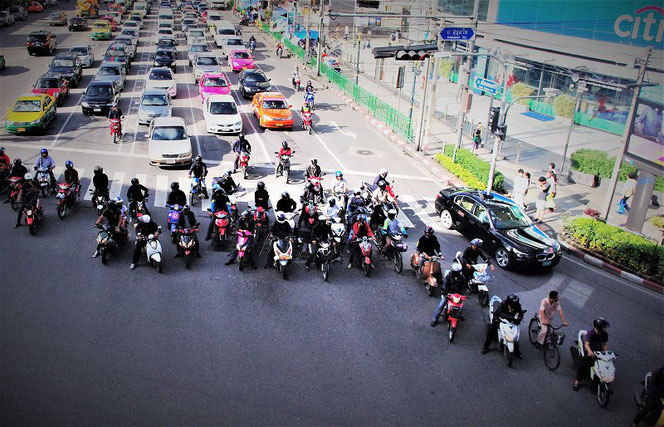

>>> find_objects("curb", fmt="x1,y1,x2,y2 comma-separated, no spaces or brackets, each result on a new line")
559,240,663,294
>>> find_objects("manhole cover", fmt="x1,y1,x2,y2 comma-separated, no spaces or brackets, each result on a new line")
356,149,373,156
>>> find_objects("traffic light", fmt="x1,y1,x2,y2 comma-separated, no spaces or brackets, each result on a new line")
395,44,438,61
372,45,405,59
496,124,507,141
489,107,500,134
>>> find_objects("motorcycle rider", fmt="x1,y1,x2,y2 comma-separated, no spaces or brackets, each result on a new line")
347,213,375,268
63,160,80,197
430,262,466,327
225,210,256,267
632,366,664,427
380,208,406,253
346,190,365,223
573,318,610,391
301,180,323,205
107,105,123,135
275,41,283,55
93,198,128,257
92,166,109,200
305,215,333,270
325,197,341,219
34,148,57,194
254,181,270,210
305,158,321,180
373,168,388,188
172,204,200,258
275,141,292,176
298,199,319,230
371,179,395,228
482,294,525,357
167,182,187,206
416,226,442,273
276,191,297,213
305,80,314,95
0,147,10,175
188,155,209,199
126,177,150,220
249,35,256,51
4,159,27,203
205,185,231,240
331,170,348,205
292,66,301,88
264,212,294,268
130,214,160,270
218,170,238,195
462,238,495,280
14,172,40,227
232,133,252,173
537,290,569,346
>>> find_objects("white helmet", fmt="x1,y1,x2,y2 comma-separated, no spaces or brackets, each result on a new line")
141,214,151,223
24,172,34,181
379,168,388,176
451,262,462,272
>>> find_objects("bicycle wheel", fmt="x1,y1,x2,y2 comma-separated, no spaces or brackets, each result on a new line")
544,344,561,371
528,318,540,345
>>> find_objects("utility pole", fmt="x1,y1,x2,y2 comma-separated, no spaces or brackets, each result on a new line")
416,56,432,151
423,56,439,154
305,7,311,59
355,34,361,84
316,0,324,75
601,47,653,221
408,63,421,121
559,81,587,175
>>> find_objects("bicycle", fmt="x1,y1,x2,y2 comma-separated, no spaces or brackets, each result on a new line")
528,317,566,371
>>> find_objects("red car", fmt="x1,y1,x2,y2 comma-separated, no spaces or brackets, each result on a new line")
32,73,69,106
99,15,118,30
27,1,44,12
200,10,208,23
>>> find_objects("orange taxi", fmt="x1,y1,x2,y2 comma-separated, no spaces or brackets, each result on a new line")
251,92,294,129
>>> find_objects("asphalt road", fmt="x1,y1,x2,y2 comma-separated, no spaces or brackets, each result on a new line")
1,4,663,425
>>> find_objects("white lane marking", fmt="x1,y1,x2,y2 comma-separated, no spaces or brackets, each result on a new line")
52,166,64,182
83,176,96,201
183,59,203,158
154,174,169,207
109,171,125,199
50,95,84,147
399,194,440,231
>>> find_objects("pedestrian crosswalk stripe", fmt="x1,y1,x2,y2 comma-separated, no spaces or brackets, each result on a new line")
154,174,169,208
109,171,125,200
400,194,441,232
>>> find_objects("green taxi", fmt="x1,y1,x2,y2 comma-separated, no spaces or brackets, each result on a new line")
5,94,57,134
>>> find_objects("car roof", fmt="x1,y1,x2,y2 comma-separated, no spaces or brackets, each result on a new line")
70,44,90,49
17,94,49,101
29,30,50,35
261,92,286,99
93,20,110,24
142,88,169,96
39,73,60,79
53,52,76,59
196,52,217,58
231,48,250,53
149,67,173,73
88,80,114,87
153,116,185,126
206,94,234,102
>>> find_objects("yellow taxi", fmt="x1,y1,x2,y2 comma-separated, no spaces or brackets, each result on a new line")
251,92,294,129
5,94,57,134
91,20,112,40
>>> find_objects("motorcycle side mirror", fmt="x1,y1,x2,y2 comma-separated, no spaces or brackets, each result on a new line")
157,226,162,231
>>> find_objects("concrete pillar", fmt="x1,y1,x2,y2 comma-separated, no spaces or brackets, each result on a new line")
626,171,657,233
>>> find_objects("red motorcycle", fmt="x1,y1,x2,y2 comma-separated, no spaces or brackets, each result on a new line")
56,182,77,219
252,206,269,241
23,198,44,236
208,208,231,247
301,201,318,231
238,151,250,179
8,177,23,211
109,118,122,144
302,111,313,134
350,236,374,277
175,225,200,269
443,293,466,343
235,229,253,270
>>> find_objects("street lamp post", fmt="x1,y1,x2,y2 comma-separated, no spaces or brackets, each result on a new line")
408,63,422,121
559,81,587,176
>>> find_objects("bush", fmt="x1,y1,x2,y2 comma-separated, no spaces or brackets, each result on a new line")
564,217,664,280
510,83,535,105
650,215,664,231
442,145,504,191
438,59,454,79
570,149,664,191
554,95,576,119
435,153,486,189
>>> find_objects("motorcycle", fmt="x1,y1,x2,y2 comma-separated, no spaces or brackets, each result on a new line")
571,330,617,407
272,235,295,280
249,41,256,53
634,371,664,426
208,207,231,247
90,188,109,216
314,239,335,281
410,253,443,296
239,17,250,26
276,46,283,58
380,231,408,273
110,117,122,144
129,198,150,223
36,167,54,196
468,263,491,307
235,229,254,271
293,77,301,91
329,215,346,256
251,205,270,242
166,204,183,234
137,227,163,273
443,293,466,343
350,236,375,277
189,176,205,207
8,177,23,210
302,110,313,134
274,151,294,183
301,202,318,231
304,91,315,110
22,198,43,235
175,225,199,269
488,295,527,367
55,182,77,219
95,223,121,265
238,151,250,179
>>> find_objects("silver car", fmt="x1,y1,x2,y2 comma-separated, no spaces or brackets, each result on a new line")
0,11,15,26
187,43,209,66
93,61,126,91
113,37,136,58
138,88,172,125
192,52,221,84
181,18,197,32
69,45,94,68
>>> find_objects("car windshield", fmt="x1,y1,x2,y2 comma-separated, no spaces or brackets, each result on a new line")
209,101,237,115
158,40,176,47
116,38,131,45
93,23,108,29
190,45,207,53
149,69,172,80
28,34,48,42
217,28,234,35
142,94,168,106
70,47,88,54
71,17,84,22
36,78,58,88
197,56,218,65
51,59,74,68
130,16,141,21
233,51,250,59
108,44,125,51
155,51,174,60
49,13,59,18
99,66,120,76
158,30,172,35
208,15,221,21
190,30,204,37
105,52,126,59
13,100,42,112
124,21,137,26
87,85,113,97
245,72,267,82
263,100,288,109
152,126,186,140
121,30,137,37
204,77,227,87
488,205,532,229
227,39,242,45
184,19,195,25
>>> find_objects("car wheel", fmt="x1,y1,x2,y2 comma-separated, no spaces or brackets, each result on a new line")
439,209,454,229
494,246,512,269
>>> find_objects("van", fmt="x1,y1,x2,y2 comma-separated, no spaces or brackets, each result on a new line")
209,0,225,10
214,22,237,47
133,1,148,17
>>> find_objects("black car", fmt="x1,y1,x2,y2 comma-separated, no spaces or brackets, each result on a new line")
238,69,271,99
434,188,562,269
27,31,57,56
81,81,120,115
103,48,130,73
48,52,82,87
68,16,88,31
153,49,176,72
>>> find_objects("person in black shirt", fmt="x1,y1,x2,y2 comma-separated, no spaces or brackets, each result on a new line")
167,182,187,206
130,214,160,269
574,318,610,391
63,160,80,197
205,187,231,240
482,294,524,357
4,159,27,204
416,226,441,272
127,177,150,220
174,204,201,259
188,156,209,199
232,133,252,173
276,191,297,213
305,158,321,179
462,238,495,281
431,262,466,326
264,212,293,268
93,199,127,257
633,366,664,426
225,211,256,267
14,174,40,227
254,181,269,210
304,218,333,270
92,165,109,199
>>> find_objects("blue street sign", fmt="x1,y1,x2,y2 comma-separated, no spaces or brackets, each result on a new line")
474,76,497,94
440,27,475,41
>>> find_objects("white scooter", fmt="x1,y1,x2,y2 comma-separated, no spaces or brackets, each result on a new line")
571,330,617,407
488,295,526,367
329,215,346,256
138,227,163,273
275,210,297,230
469,263,491,307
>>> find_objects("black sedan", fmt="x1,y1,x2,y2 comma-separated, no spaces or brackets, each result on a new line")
434,188,562,269
68,16,88,31
238,69,271,99
152,49,176,72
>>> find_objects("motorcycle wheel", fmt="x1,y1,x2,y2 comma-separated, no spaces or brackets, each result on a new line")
426,283,434,296
154,260,162,273
362,262,370,277
28,223,37,235
544,344,561,371
528,318,540,345
57,202,67,219
478,290,489,307
503,345,513,367
239,256,244,272
597,383,610,408
41,187,48,197
448,326,455,343
11,199,19,211
322,261,329,281
242,165,247,180
394,252,403,273
281,264,288,280
185,253,191,269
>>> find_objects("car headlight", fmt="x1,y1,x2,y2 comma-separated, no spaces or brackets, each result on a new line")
82,101,89,107
553,240,561,251
511,247,529,257
30,118,42,124
179,151,191,158
154,61,160,66
234,120,242,126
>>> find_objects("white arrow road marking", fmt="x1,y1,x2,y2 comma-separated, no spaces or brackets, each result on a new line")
330,120,357,139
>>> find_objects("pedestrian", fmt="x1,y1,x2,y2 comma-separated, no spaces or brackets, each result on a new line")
512,169,528,210
535,176,551,223
344,25,349,41
617,172,637,214
396,29,402,41
389,32,396,45
537,290,568,346
472,122,483,153
546,164,558,212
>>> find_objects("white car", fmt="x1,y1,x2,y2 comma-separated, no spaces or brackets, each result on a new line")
148,117,192,166
213,24,237,47
145,67,177,98
138,88,172,125
69,44,95,68
192,52,222,83
204,94,242,134
220,36,243,57
186,29,206,46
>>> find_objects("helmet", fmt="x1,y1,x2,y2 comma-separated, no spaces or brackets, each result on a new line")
307,80,312,85
593,318,610,330
115,196,123,205
0,146,4,153
14,158,22,166
282,141,289,149
257,181,265,189
311,158,317,165
424,226,434,235
171,182,179,190
455,251,463,261
183,204,190,211
24,172,33,181
238,132,245,139
131,178,139,185
241,210,251,218
507,294,520,305
451,262,462,272
354,190,361,196
470,238,483,247
141,214,151,223
387,209,397,219
335,170,343,178
40,148,48,155
377,180,387,189
108,199,118,208
379,168,388,176
94,165,103,174
329,198,336,206
195,155,202,162
277,212,286,222
224,170,232,177
65,161,73,169
281,191,289,199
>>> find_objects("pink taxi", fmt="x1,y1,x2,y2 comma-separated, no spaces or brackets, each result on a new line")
229,49,255,72
198,72,231,102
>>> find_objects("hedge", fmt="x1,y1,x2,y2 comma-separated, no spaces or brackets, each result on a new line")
442,145,504,191
554,95,576,119
564,217,664,280
570,149,664,192
435,153,486,189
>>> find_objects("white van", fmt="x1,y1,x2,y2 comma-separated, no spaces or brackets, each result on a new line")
214,21,237,47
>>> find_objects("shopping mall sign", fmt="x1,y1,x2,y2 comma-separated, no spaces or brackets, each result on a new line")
614,5,664,44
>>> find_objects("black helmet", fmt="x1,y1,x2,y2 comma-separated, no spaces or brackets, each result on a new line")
65,160,74,169
593,318,610,330
306,182,314,190
282,141,289,149
425,226,434,236
257,181,265,189
195,155,202,162
507,294,520,305
131,178,139,185
183,204,190,211
311,158,317,165
239,132,245,139
94,165,103,174
377,180,387,189
14,158,22,166
329,198,336,206
171,182,179,190
281,191,289,199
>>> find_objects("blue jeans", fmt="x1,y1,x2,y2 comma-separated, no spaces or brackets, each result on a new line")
432,298,446,323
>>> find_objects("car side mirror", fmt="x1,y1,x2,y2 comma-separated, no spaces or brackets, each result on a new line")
482,221,490,229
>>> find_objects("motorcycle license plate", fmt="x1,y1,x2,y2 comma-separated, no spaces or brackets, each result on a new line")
17,128,26,132
542,261,551,267
279,255,289,260
94,108,101,112
276,123,282,127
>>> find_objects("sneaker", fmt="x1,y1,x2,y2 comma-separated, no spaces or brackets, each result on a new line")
480,347,488,355
304,264,310,270
572,381,580,391
430,320,437,327
93,250,100,258
347,263,352,269
225,260,234,266
14,223,21,228
129,263,136,270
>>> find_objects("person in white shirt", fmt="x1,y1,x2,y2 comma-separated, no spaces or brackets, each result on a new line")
512,168,529,209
